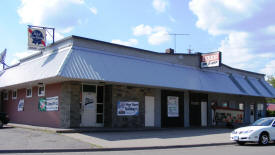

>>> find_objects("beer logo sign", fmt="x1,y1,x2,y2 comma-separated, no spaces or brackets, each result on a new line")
201,52,221,68
28,28,46,50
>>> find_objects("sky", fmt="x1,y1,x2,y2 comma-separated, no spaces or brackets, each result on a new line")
0,0,274,77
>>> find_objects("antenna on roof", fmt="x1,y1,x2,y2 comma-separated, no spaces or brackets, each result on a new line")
169,33,190,53
0,48,9,70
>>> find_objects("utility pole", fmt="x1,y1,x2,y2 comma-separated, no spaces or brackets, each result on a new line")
169,33,190,52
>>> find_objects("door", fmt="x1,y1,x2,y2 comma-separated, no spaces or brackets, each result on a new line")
81,85,104,127
250,104,255,123
145,96,155,127
81,91,97,127
161,90,184,127
190,101,201,126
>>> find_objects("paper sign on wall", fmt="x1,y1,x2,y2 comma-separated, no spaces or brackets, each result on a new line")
18,99,24,111
38,96,59,112
117,101,139,116
167,96,179,117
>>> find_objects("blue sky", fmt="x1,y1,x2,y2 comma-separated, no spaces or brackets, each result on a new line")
0,0,274,76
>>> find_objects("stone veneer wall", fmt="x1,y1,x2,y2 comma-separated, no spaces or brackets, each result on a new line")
110,85,155,128
60,81,81,128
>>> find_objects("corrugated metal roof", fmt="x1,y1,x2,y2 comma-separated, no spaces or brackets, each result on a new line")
0,46,72,88
60,47,244,95
1,41,275,99
231,74,259,96
247,77,273,97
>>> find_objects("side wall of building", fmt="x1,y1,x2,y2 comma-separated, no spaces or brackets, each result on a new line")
2,83,62,128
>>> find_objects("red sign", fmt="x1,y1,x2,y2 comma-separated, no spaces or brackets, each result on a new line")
201,52,221,68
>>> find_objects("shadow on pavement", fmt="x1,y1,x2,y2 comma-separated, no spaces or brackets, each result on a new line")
0,142,234,154
79,128,232,141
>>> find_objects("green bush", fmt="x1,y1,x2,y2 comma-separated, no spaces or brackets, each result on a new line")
267,110,275,117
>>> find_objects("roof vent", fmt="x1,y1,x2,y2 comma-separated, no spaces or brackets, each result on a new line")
165,48,174,54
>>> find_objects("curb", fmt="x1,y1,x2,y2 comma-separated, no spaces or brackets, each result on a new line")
0,142,235,154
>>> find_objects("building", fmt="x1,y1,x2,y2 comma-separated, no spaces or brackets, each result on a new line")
0,36,275,128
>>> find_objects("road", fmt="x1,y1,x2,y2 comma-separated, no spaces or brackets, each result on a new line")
1,126,275,155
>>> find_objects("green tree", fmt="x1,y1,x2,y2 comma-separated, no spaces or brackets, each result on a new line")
266,75,275,103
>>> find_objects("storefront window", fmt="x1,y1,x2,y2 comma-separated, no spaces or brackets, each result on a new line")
3,91,8,100
26,88,32,98
38,85,45,96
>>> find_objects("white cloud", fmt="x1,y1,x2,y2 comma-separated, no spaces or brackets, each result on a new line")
261,60,275,76
133,24,170,45
111,39,138,47
189,0,275,73
89,7,98,15
148,26,170,45
17,0,97,40
133,24,153,36
152,0,168,13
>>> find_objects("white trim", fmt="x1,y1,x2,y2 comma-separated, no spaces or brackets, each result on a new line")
12,90,17,100
26,88,32,98
38,85,45,97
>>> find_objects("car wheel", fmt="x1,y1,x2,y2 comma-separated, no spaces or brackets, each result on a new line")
259,133,269,145
0,120,3,128
236,141,246,145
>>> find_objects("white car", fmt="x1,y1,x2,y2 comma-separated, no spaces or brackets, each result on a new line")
230,117,275,145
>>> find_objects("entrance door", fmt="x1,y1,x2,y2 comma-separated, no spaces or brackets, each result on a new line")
189,93,208,126
161,90,184,127
145,96,155,127
250,104,255,123
190,101,201,126
81,85,104,127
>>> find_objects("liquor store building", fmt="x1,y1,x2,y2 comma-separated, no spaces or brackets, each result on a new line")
0,36,275,128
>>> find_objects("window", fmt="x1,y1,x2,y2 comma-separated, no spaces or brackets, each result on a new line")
38,85,45,96
257,104,264,118
239,103,244,110
3,91,8,100
12,90,17,100
26,88,32,98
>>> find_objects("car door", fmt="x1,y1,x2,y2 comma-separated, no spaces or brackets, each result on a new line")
270,121,275,140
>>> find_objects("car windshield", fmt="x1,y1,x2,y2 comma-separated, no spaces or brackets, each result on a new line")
252,118,275,126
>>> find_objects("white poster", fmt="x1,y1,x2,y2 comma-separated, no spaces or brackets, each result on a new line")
46,96,59,111
117,101,139,116
167,96,179,117
18,99,24,111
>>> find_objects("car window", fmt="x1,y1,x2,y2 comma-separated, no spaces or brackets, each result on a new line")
252,118,275,126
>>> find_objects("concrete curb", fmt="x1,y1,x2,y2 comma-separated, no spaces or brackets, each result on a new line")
0,142,235,153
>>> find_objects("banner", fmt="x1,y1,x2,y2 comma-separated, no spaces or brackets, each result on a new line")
201,52,221,68
167,96,179,117
38,96,59,112
18,99,24,111
46,96,59,111
117,101,139,116
28,28,46,50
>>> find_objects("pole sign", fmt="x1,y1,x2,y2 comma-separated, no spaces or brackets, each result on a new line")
200,51,221,68
28,28,46,50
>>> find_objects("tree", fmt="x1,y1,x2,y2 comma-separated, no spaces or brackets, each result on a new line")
266,75,275,103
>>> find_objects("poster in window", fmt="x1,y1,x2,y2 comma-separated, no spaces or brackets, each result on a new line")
167,96,179,117
117,101,139,116
18,99,24,111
